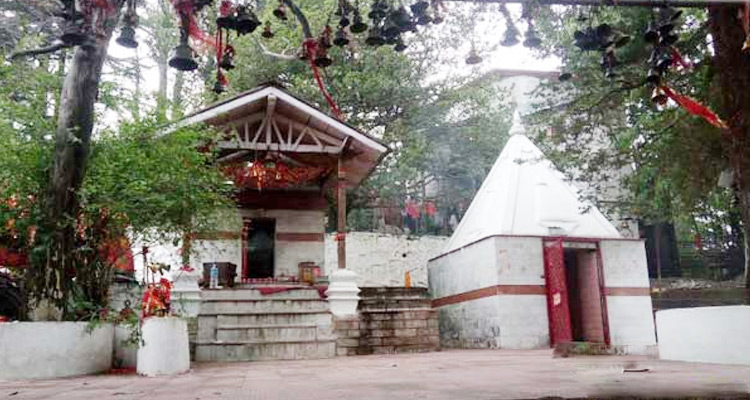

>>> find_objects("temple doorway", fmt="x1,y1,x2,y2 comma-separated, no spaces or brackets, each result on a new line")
246,218,275,279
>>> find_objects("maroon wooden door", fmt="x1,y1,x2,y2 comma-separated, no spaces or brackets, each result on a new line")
543,239,573,346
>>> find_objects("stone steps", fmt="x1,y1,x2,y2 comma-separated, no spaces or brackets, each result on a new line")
202,287,323,301
216,325,334,342
195,341,336,362
200,299,329,315
196,287,336,362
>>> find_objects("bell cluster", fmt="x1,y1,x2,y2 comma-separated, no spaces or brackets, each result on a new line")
645,7,681,105
571,23,630,80
360,0,443,52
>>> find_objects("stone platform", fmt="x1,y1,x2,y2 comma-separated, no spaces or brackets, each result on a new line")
3,350,749,399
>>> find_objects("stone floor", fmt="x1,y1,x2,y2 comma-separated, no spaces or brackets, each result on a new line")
1,350,749,400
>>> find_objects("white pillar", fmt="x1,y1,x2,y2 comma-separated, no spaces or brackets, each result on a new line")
326,269,360,317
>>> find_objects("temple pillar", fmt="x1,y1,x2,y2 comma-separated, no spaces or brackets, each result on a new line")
326,158,360,317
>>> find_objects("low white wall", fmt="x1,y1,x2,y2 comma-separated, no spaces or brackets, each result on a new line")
0,322,113,380
656,306,750,365
325,232,448,287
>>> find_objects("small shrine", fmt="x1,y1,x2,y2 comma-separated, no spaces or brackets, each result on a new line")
171,83,388,313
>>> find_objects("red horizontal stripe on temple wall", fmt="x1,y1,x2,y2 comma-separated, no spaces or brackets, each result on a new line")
432,284,651,308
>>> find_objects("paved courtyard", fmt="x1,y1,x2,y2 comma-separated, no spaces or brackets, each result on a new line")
1,350,749,400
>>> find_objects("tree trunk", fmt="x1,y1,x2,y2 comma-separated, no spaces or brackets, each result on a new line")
44,3,125,314
708,6,750,288
172,71,185,119
156,53,168,120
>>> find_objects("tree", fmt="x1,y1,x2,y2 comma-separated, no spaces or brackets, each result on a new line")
521,3,748,284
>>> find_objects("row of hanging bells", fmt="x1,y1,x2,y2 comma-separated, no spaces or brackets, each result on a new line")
644,7,681,104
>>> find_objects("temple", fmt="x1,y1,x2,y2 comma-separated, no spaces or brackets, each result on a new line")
428,123,657,354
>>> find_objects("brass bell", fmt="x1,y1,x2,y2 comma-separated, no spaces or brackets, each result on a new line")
236,6,261,35
646,68,661,85
501,25,520,47
656,52,672,73
273,4,288,20
410,1,430,15
394,37,407,52
314,47,332,68
523,25,542,48
558,72,572,81
217,12,237,30
368,2,387,21
339,15,351,28
742,35,750,52
465,48,482,65
365,26,385,46
417,10,433,26
213,80,226,94
320,26,333,48
643,21,659,43
262,22,274,39
432,12,444,24
333,27,350,47
350,11,368,33
169,42,198,71
116,25,138,49
392,7,412,30
220,49,235,70
381,17,401,39
651,87,668,105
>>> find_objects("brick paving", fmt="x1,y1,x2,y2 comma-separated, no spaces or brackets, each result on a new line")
1,350,749,400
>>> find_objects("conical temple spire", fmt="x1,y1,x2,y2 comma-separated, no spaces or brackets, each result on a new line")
442,134,621,253
508,109,525,136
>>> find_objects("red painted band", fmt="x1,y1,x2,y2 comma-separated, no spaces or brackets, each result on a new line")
432,284,546,308
432,284,651,308
605,287,651,296
276,232,325,242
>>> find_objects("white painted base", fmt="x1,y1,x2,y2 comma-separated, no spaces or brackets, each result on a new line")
325,269,360,317
656,306,750,365
172,272,202,317
137,317,190,376
0,322,113,380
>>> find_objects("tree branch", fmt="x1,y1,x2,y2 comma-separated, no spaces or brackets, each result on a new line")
254,38,299,61
9,42,68,60
281,0,313,39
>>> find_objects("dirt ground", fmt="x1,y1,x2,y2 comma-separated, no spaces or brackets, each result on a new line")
1,349,749,400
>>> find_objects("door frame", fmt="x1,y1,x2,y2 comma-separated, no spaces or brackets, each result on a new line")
543,237,611,347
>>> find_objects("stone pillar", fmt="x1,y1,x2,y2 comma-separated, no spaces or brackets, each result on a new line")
171,270,201,317
326,158,360,317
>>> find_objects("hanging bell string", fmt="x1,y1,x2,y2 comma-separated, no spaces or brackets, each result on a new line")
303,38,343,120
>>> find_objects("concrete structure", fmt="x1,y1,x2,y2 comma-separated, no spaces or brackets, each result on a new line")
5,350,750,399
428,131,656,354
656,305,750,365
324,232,448,287
0,322,113,380
137,317,191,376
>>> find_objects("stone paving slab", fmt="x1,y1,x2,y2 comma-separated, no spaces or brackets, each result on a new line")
1,350,749,400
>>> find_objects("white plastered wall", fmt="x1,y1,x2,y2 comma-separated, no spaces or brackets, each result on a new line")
324,232,448,287
428,236,549,349
188,208,325,278
600,239,657,355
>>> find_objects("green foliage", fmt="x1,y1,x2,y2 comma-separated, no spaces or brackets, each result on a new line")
81,117,232,243
528,6,734,231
